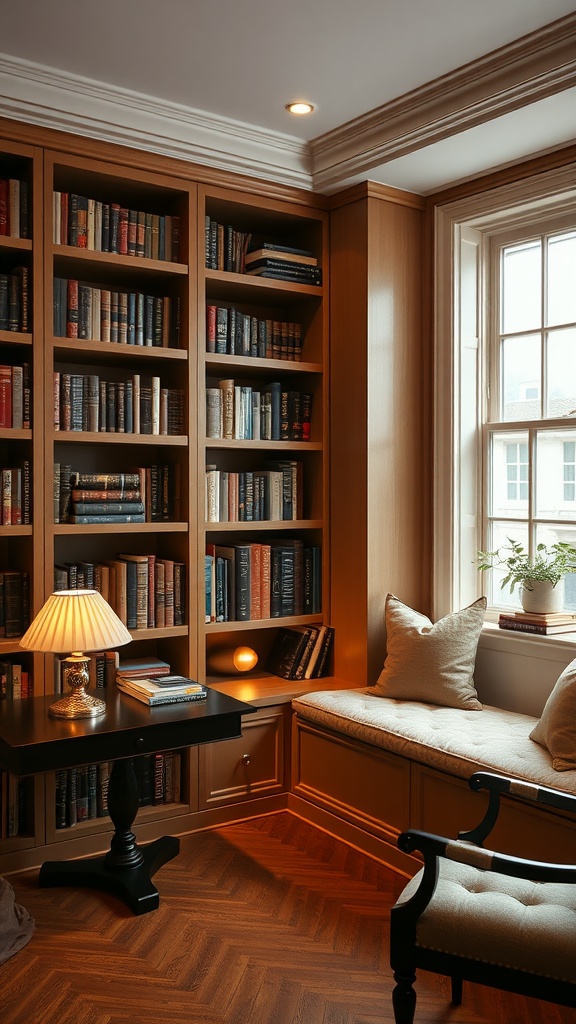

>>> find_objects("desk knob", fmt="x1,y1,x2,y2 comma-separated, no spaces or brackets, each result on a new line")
135,737,145,750
242,753,251,766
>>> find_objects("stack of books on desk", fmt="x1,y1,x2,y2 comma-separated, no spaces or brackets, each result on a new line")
116,672,207,706
498,611,576,635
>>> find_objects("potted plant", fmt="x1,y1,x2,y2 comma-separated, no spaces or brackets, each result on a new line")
477,538,576,613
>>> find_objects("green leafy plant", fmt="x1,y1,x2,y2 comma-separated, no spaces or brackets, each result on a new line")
477,538,576,593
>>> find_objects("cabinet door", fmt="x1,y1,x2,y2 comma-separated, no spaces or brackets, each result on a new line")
199,704,286,807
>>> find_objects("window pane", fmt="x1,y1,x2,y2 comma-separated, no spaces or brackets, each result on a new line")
536,525,576,611
489,431,529,517
547,327,576,416
547,231,576,326
501,335,540,420
501,240,541,334
535,428,576,518
485,522,528,609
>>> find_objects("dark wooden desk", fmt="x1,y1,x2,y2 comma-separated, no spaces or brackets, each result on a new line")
0,687,256,914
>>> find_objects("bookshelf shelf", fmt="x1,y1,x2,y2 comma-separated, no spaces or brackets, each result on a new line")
52,245,187,277
54,521,189,536
0,525,33,537
205,353,322,374
0,236,32,253
0,331,33,346
52,431,188,446
204,519,322,533
52,339,188,363
205,438,322,452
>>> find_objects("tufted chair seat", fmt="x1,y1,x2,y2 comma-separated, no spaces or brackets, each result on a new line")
390,772,576,1022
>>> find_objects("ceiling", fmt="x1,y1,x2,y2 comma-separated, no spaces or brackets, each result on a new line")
1,0,575,195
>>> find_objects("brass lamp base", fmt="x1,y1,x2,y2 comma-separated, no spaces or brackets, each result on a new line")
49,653,106,720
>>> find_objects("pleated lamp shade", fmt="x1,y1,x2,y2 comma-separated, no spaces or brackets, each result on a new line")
20,589,132,654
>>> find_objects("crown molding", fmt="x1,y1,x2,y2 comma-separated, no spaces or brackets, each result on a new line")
0,14,575,197
310,13,576,192
0,54,313,190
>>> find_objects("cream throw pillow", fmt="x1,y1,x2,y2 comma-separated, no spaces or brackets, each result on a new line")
530,660,576,771
374,594,486,710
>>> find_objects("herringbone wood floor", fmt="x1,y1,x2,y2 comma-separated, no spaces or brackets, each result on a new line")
1,812,574,1024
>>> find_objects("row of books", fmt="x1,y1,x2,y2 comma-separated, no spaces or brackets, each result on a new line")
205,541,321,622
53,278,181,347
206,379,312,442
206,461,303,523
54,554,186,630
0,570,29,638
1,462,31,525
0,362,31,428
54,466,181,524
204,222,322,285
54,752,182,830
53,191,181,262
53,371,185,435
266,624,334,681
206,305,303,361
498,610,576,635
0,661,32,700
0,773,26,838
0,267,30,332
0,178,29,239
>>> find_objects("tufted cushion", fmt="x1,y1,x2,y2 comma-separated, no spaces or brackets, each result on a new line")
530,659,576,771
394,857,576,982
374,595,485,710
292,689,576,795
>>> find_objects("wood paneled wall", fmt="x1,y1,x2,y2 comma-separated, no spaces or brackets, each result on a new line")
329,184,428,685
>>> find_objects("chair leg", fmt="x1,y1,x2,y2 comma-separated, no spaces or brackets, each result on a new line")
392,970,417,1024
451,975,462,1005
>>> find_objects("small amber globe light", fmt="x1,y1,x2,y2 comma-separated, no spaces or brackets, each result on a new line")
207,646,259,676
232,647,259,672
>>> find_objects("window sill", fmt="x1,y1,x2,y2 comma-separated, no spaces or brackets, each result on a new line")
481,620,576,657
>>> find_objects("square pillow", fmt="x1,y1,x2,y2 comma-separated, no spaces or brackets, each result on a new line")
530,659,576,771
373,594,486,710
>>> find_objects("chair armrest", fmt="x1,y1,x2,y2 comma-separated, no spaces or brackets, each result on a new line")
398,829,576,884
470,770,576,813
458,771,576,847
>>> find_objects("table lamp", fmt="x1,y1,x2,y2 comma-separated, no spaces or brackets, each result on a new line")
19,589,132,719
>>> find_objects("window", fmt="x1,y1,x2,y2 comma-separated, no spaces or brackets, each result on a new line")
564,441,576,502
433,164,576,620
484,226,576,610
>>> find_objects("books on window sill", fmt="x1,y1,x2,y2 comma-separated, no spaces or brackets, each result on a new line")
116,674,207,706
498,611,576,635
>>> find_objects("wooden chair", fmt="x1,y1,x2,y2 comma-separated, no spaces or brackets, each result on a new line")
390,771,576,1023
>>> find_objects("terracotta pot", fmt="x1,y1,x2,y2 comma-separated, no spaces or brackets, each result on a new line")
520,578,564,614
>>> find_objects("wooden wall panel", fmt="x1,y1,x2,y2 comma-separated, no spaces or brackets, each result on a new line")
329,188,427,685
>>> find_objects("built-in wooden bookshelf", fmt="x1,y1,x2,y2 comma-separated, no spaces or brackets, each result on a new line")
0,119,332,874
0,137,45,854
198,185,329,680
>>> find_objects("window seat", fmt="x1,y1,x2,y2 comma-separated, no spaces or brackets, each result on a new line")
291,689,576,873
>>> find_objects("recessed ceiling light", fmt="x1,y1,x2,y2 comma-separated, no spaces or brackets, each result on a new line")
285,102,315,115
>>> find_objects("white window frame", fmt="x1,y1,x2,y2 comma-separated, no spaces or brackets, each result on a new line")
433,163,576,620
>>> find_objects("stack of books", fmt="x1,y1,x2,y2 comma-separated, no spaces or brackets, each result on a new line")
265,625,334,681
243,241,322,286
66,471,145,524
116,670,207,707
498,610,576,635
